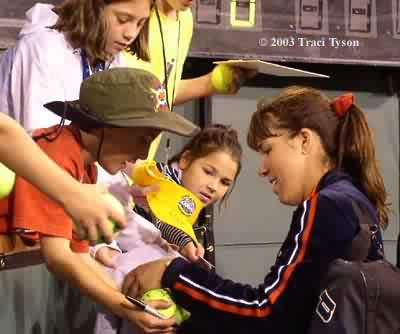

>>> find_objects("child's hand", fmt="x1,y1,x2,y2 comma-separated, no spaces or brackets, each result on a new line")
125,160,159,211
180,242,205,263
67,184,127,244
122,299,176,334
228,67,257,94
128,184,160,211
209,66,257,95
95,246,120,268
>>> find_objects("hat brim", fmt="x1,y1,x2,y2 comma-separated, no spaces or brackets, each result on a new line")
44,101,199,137
44,101,109,128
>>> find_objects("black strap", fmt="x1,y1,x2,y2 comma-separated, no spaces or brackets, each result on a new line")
345,201,383,262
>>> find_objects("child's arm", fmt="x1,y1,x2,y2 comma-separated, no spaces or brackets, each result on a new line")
41,237,125,313
0,113,126,242
174,75,216,106
40,236,177,332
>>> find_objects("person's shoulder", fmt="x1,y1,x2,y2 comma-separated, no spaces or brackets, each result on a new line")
311,181,370,240
16,29,71,60
318,178,372,215
315,180,358,218
181,8,193,20
33,126,82,170
18,27,63,47
180,8,193,28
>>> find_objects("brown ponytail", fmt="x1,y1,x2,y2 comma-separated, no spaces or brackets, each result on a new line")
336,104,389,228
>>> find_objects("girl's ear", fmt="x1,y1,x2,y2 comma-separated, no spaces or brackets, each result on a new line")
178,150,191,170
299,128,313,155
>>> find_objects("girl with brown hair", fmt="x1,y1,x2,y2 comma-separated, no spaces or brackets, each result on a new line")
0,0,151,132
120,86,389,334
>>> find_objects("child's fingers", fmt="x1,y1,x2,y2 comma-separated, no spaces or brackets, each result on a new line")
181,242,199,262
129,184,160,208
144,183,160,194
96,248,117,268
229,68,257,94
85,223,100,245
147,299,173,311
139,314,177,333
105,205,127,230
196,243,205,258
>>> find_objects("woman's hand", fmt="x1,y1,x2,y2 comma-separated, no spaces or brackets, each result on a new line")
122,257,174,299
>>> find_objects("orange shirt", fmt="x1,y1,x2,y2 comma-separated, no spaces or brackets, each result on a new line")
0,125,97,252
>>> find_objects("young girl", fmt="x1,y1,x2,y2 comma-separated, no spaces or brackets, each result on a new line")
0,0,151,132
0,68,198,333
93,124,243,333
96,124,242,262
120,86,389,334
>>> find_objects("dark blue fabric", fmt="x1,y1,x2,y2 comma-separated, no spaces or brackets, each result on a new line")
162,169,383,334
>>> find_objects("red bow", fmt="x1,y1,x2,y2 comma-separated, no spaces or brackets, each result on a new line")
331,93,354,118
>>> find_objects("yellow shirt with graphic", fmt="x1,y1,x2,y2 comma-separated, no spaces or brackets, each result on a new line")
124,8,193,159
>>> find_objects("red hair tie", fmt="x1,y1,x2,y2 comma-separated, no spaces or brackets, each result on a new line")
331,93,354,118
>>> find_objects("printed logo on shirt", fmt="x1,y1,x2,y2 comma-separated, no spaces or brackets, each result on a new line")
178,195,196,216
315,289,336,323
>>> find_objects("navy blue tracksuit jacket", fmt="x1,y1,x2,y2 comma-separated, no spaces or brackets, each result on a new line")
162,169,384,334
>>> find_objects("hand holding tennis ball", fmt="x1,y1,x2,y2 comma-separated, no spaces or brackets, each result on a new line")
211,64,234,94
96,192,125,243
0,162,16,199
142,288,191,324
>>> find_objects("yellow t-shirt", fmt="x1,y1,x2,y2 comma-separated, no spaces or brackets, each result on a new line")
124,8,193,159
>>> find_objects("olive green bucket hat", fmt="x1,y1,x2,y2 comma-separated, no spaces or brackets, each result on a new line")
44,67,199,136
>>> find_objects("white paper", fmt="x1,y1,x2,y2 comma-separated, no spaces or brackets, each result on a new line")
213,59,330,78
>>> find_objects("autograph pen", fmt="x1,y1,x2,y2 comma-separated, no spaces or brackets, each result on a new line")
125,295,167,320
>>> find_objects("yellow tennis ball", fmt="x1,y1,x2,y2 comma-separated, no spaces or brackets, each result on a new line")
211,64,234,93
142,288,191,324
0,162,16,199
97,192,125,242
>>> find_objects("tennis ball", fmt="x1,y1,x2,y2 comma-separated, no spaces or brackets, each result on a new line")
97,192,124,242
0,162,16,199
142,288,191,324
211,64,234,94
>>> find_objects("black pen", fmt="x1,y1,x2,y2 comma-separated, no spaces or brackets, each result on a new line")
125,295,167,320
